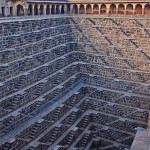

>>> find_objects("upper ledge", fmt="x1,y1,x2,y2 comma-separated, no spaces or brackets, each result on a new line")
1,15,150,23
9,0,150,3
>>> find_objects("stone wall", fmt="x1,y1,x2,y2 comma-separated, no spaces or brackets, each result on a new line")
0,16,150,150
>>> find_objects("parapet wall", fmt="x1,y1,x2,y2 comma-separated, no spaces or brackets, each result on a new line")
1,0,150,17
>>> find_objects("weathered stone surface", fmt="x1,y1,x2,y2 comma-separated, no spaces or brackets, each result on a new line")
0,16,150,150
